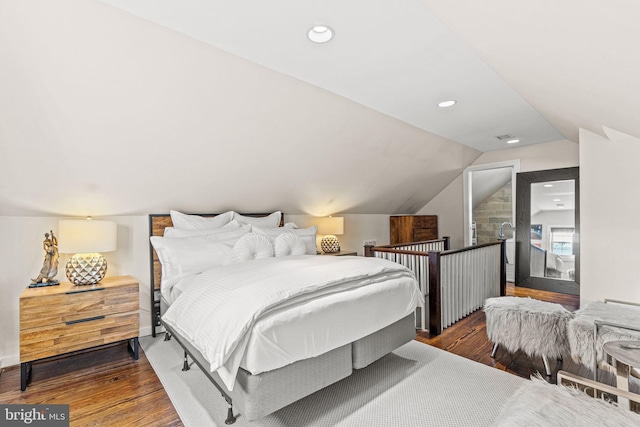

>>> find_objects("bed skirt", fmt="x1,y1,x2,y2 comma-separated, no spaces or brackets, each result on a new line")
163,313,415,421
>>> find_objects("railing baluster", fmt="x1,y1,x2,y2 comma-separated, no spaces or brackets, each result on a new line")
364,238,503,335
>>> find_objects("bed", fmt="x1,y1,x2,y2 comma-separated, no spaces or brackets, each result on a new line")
149,211,422,423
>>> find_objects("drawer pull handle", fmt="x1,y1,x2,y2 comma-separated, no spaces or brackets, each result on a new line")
66,315,105,325
66,287,105,295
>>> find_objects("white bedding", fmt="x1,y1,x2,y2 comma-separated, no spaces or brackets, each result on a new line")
241,274,416,375
168,268,416,375
162,255,421,391
169,274,200,303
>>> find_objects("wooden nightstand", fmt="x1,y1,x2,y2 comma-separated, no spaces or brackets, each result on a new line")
320,251,358,256
19,275,140,391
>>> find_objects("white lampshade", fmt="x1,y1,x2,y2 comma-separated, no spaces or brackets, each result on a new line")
58,219,117,285
58,220,117,254
316,217,344,254
316,217,344,236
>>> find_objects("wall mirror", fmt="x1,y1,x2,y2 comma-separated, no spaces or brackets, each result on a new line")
515,167,579,295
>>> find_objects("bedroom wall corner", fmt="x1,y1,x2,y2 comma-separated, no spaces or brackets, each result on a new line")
579,128,640,305
416,139,579,250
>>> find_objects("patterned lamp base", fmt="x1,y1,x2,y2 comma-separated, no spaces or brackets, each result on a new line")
66,253,107,285
321,235,341,253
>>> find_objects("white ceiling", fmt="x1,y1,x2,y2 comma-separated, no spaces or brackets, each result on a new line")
2,0,634,217
0,0,481,217
100,0,564,152
422,0,640,143
531,180,576,214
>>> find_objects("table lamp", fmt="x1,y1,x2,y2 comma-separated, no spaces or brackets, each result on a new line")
58,218,117,285
317,216,344,253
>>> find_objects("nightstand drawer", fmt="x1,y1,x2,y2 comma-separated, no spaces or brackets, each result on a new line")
20,283,138,330
20,311,139,362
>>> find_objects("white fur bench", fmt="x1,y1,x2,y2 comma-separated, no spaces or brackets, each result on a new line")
568,299,640,379
495,372,640,425
484,296,574,376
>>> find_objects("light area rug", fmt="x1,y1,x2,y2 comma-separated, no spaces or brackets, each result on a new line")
140,336,525,427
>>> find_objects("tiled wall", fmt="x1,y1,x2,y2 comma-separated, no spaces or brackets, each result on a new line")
473,182,512,245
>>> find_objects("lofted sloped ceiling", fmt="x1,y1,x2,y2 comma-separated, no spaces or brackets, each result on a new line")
0,0,480,217
3,1,633,218
100,0,563,152
422,0,640,142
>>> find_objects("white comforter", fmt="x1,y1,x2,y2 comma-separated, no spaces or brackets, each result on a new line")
162,255,421,391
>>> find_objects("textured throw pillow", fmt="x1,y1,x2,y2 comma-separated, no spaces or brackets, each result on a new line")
253,225,317,255
163,220,241,238
170,210,234,230
233,233,274,263
232,211,282,227
274,233,307,257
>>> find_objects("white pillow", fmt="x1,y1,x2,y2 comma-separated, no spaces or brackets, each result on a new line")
150,235,234,295
274,233,307,257
170,210,234,230
163,220,241,238
253,225,317,255
160,224,250,253
233,233,274,263
200,224,250,245
232,211,282,227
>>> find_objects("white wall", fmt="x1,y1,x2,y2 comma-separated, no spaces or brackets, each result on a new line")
287,214,392,256
0,213,395,368
417,139,579,248
579,128,640,304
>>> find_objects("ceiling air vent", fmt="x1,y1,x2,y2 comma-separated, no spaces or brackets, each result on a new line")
495,134,514,141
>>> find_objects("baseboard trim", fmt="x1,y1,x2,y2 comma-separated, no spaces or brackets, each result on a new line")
140,325,153,337
1,354,20,370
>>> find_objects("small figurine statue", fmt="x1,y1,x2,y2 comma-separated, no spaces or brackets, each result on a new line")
30,230,60,286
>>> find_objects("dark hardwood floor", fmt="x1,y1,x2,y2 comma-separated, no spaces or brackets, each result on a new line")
0,342,183,426
0,284,585,425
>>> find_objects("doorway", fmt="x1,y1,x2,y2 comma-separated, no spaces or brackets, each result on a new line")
463,160,520,281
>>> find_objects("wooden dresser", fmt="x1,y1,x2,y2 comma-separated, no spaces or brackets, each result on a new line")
19,275,139,390
390,215,438,245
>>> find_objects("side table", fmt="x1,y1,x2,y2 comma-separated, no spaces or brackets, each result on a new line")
19,275,140,390
603,340,640,409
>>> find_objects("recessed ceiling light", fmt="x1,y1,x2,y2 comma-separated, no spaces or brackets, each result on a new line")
438,100,457,108
507,139,520,144
553,198,561,202
544,184,553,188
308,25,334,43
